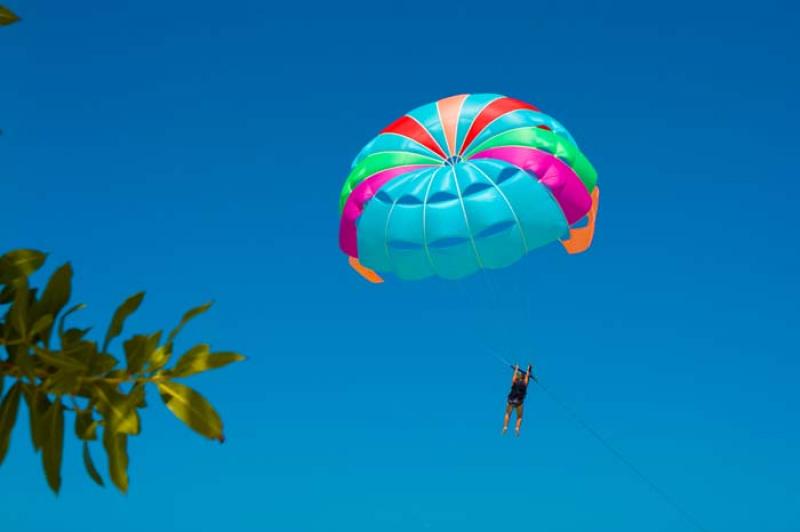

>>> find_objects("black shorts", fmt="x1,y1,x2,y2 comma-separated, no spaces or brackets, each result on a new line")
507,397,524,407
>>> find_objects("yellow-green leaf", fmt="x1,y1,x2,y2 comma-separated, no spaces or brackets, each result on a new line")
0,381,22,465
82,441,104,487
147,344,171,371
166,301,213,347
157,381,223,441
122,335,147,373
171,348,245,378
102,428,128,493
0,6,20,26
94,384,140,435
123,409,141,436
41,399,64,493
0,249,45,283
123,331,161,374
102,292,144,353
172,343,208,368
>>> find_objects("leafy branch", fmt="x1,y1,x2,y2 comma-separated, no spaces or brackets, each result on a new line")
0,249,245,494
0,5,20,26
1,4,21,138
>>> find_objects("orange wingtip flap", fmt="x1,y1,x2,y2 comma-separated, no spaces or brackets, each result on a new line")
561,186,600,255
348,256,384,284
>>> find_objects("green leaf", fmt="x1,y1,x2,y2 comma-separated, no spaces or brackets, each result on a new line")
59,338,97,364
58,303,87,338
13,346,36,378
34,346,88,372
43,370,82,396
8,278,31,338
41,399,65,493
0,381,22,465
82,441,104,487
104,369,127,380
60,327,91,349
157,381,224,441
129,382,145,408
166,301,213,347
22,385,50,451
32,263,72,344
0,250,45,283
103,427,128,493
102,292,144,353
0,6,21,26
30,314,54,339
94,383,140,435
91,352,118,375
0,283,14,304
75,409,98,441
171,347,245,378
35,263,72,312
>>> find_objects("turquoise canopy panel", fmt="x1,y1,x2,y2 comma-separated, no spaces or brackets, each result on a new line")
356,159,569,280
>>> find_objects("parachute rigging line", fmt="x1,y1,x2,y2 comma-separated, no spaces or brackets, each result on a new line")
489,352,710,532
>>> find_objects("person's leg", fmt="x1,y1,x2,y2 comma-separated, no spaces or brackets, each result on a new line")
502,403,513,434
514,405,524,436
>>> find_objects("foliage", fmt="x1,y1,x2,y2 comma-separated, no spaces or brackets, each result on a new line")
0,250,245,494
0,5,20,26
1,5,20,137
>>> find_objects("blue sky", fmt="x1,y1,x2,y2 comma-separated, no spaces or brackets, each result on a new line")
1,0,799,530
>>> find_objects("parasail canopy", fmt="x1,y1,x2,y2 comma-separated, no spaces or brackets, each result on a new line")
339,94,599,283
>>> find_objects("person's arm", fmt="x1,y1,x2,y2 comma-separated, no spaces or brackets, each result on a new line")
524,364,532,385
512,364,520,383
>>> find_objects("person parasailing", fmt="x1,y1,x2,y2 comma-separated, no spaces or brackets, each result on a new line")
503,364,534,436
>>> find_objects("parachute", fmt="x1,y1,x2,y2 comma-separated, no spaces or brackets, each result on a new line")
338,94,599,283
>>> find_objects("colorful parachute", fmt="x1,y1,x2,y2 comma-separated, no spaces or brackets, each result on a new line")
339,94,599,283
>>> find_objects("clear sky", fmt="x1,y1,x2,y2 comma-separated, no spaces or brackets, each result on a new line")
2,1,798,531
